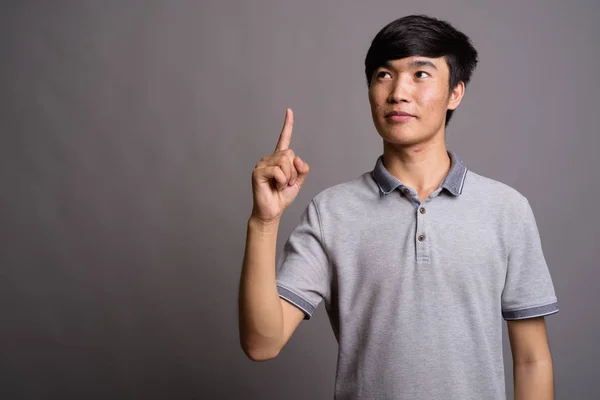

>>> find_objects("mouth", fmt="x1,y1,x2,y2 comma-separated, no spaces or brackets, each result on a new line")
385,110,415,122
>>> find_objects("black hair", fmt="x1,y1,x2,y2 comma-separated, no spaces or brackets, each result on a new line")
365,15,478,126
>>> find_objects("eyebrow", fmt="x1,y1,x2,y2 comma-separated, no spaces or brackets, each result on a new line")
383,59,438,70
409,60,438,70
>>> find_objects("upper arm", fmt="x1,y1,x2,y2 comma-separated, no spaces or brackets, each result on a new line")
274,198,331,355
276,199,331,319
501,197,558,320
507,317,552,364
280,298,305,349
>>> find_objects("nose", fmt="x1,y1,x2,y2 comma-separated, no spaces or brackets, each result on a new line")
388,76,411,103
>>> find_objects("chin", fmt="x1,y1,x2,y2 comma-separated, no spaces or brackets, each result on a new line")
379,130,433,147
378,126,414,141
382,136,421,147
379,122,440,145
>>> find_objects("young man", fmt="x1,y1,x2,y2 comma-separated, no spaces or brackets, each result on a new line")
239,14,558,400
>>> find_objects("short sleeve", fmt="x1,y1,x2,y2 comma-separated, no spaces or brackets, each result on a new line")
501,197,559,320
276,199,331,320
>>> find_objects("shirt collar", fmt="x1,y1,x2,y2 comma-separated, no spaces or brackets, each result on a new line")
371,150,468,196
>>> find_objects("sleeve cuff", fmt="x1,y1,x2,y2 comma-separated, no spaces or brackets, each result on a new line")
502,301,559,320
277,285,315,320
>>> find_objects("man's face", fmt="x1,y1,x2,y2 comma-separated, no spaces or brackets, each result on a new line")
368,55,464,147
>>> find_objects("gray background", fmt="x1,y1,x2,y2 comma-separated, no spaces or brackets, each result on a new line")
0,1,598,399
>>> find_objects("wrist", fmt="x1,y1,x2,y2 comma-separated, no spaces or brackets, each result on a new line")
248,215,281,233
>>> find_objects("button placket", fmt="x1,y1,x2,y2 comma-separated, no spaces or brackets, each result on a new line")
415,204,430,263
401,187,421,208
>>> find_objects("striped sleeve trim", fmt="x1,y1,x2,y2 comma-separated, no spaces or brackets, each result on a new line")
277,285,315,320
502,301,559,320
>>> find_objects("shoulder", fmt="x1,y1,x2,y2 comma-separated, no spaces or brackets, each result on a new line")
463,170,529,210
310,172,378,211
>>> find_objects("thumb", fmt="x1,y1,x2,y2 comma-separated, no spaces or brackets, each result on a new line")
293,157,310,190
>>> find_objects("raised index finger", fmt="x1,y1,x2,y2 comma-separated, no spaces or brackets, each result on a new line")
274,108,294,153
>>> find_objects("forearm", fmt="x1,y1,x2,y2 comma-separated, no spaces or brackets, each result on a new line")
513,358,554,400
238,216,284,360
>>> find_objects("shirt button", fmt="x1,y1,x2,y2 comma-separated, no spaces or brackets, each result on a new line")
419,207,426,214
403,188,409,194
418,234,425,241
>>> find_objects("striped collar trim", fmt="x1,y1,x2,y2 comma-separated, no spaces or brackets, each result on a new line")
371,150,468,196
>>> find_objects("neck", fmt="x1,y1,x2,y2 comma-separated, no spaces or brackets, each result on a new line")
382,139,451,193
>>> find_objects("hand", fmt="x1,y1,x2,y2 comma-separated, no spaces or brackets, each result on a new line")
251,108,310,224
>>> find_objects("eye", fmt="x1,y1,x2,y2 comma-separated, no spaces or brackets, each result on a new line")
415,71,430,79
376,71,392,79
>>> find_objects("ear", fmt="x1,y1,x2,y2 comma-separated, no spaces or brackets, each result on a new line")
447,81,465,111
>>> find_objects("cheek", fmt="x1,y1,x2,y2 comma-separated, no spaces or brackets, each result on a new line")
368,87,389,109
368,92,381,109
419,90,449,118
420,88,446,106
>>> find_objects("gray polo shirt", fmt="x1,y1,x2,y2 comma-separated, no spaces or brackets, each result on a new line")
275,150,558,400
